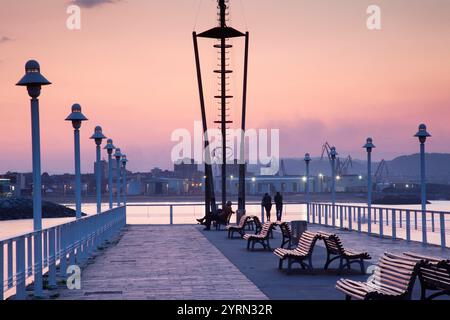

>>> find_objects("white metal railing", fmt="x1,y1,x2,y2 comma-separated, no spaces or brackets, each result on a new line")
0,206,126,300
307,203,449,248
125,202,307,225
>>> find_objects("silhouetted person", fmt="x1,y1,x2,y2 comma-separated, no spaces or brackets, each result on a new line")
197,201,234,230
275,192,283,221
261,193,272,221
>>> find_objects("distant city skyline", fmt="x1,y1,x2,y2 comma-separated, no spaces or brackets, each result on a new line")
1,0,450,174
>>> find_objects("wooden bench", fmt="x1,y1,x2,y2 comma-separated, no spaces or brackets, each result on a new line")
226,215,251,239
273,231,320,271
336,252,421,300
403,252,450,300
243,222,276,251
318,231,371,274
278,222,293,249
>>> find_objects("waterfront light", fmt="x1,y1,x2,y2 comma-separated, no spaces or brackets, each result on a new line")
90,126,106,214
16,60,51,298
114,148,123,206
66,104,88,219
251,177,256,182
304,153,311,221
363,137,375,229
415,123,431,244
330,146,338,225
104,139,116,210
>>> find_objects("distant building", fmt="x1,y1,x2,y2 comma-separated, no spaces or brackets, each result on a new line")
0,178,12,196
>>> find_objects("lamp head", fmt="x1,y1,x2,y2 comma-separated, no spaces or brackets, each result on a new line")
65,104,88,129
414,124,431,144
121,154,128,167
16,60,51,98
104,139,116,155
90,126,106,146
304,153,311,163
363,137,376,152
114,148,122,160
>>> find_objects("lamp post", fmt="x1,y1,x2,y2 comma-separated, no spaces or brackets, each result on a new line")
330,147,337,226
121,155,128,206
16,60,51,298
114,148,122,206
304,153,311,219
104,139,116,210
65,104,88,219
415,124,431,244
90,126,106,214
363,138,375,229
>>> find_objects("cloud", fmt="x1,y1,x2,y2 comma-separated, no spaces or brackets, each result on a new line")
71,0,121,8
0,36,12,44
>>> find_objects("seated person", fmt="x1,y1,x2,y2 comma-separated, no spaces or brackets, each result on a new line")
197,201,234,230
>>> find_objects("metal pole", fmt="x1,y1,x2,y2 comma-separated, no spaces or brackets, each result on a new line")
220,0,227,209
367,150,372,220
122,165,127,206
193,32,216,214
331,157,336,225
306,161,310,214
30,98,43,297
238,32,249,213
420,142,427,244
108,153,113,209
96,145,101,214
74,128,82,219
116,157,121,206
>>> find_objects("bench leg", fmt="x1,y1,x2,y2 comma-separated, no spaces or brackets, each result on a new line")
359,259,365,274
247,240,251,250
278,258,283,270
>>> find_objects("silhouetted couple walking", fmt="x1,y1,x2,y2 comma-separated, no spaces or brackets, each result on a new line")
261,192,283,222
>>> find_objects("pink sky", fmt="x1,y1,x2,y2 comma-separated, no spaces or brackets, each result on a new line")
1,0,450,173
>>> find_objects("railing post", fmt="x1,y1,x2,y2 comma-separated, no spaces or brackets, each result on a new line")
27,236,32,277
15,237,26,300
386,209,389,226
324,205,328,226
0,242,3,301
348,207,352,230
43,230,48,268
318,204,322,225
59,225,67,280
392,209,396,240
440,213,446,248
306,203,310,223
379,208,383,238
170,205,173,225
339,206,343,229
7,241,13,289
406,210,411,242
431,212,435,233
399,210,403,228
48,228,57,289
422,210,428,245
312,204,315,224
357,207,361,232
414,211,418,230
332,204,335,227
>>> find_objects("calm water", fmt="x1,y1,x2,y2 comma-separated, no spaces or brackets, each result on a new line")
1,201,450,241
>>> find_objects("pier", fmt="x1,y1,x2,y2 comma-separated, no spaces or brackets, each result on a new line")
2,203,449,300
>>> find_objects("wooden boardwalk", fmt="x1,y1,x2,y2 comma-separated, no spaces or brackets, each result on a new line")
56,225,267,300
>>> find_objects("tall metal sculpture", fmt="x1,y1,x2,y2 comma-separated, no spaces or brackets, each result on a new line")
193,0,249,214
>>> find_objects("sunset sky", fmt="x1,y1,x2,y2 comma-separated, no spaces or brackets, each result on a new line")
1,0,450,173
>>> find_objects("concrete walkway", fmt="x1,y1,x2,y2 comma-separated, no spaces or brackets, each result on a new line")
56,225,267,300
